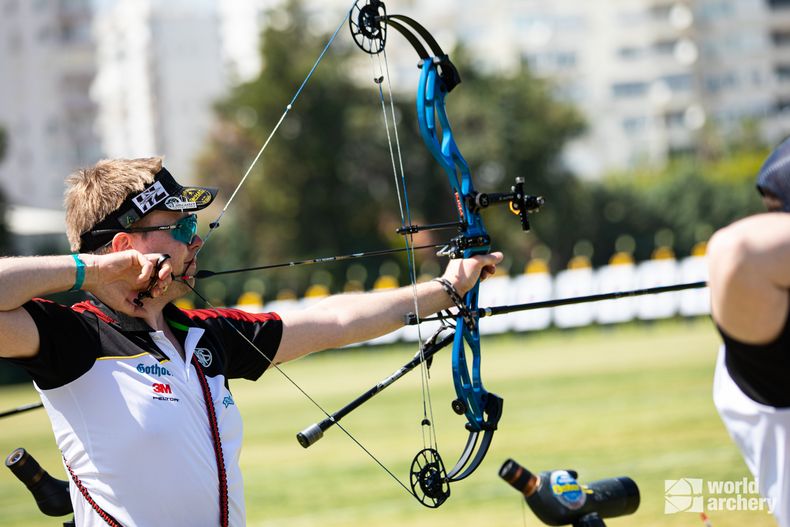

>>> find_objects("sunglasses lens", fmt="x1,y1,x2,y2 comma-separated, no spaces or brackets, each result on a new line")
173,215,198,244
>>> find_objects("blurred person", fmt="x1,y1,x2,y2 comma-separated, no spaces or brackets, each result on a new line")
0,157,502,526
708,137,790,527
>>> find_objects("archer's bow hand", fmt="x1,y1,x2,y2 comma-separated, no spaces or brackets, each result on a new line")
440,251,504,297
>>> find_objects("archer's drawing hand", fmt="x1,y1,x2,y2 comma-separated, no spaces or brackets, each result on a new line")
441,251,504,296
84,251,173,312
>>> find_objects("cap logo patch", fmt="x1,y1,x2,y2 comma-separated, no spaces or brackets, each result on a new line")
164,197,198,211
132,181,169,214
118,209,141,228
164,188,212,211
183,188,213,206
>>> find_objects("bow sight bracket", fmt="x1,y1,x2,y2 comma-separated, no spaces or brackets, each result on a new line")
468,177,545,231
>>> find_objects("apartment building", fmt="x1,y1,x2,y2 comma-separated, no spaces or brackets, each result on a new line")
1,0,789,212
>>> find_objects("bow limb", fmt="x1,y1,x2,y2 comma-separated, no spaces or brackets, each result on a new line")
415,53,502,484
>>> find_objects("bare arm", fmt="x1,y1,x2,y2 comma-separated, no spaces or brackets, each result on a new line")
275,252,503,364
0,252,169,359
708,213,790,344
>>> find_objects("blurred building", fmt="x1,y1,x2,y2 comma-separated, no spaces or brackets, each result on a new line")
0,0,266,215
91,0,266,179
395,0,782,177
3,0,790,217
0,0,100,209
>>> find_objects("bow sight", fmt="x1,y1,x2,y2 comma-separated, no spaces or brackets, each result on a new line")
396,176,545,259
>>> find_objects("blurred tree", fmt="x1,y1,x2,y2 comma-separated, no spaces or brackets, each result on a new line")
559,136,766,269
196,0,430,300
194,2,585,301
193,0,774,302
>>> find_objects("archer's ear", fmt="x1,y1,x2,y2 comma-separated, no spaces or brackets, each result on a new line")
111,233,135,252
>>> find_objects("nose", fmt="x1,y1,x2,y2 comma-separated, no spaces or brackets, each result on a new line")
189,234,204,249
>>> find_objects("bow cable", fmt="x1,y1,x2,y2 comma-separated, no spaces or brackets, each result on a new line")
369,49,441,464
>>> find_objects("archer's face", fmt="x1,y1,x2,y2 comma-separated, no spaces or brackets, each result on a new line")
128,210,203,281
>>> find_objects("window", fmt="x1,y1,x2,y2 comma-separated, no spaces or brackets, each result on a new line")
665,111,685,127
773,31,790,46
612,82,648,98
653,40,676,55
777,66,790,82
617,46,644,60
705,72,738,93
622,116,648,133
662,73,693,92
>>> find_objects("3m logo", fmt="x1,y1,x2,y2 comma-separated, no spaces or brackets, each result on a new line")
152,383,172,394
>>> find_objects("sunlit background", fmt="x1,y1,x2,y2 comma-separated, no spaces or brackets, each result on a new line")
0,1,785,525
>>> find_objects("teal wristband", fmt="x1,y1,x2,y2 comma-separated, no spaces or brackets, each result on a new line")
70,253,86,292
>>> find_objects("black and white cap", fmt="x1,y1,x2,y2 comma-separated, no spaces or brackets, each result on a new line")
79,168,218,252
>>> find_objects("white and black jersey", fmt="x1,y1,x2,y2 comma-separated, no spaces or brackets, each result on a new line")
5,298,282,527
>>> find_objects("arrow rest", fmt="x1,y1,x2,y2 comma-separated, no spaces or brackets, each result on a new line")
410,448,450,508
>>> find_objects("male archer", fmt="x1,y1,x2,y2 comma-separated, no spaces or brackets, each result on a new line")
708,137,790,527
0,157,502,526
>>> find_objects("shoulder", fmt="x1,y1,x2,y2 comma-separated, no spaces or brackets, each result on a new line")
178,306,281,325
708,214,790,344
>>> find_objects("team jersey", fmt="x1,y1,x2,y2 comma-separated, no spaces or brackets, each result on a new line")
5,297,282,526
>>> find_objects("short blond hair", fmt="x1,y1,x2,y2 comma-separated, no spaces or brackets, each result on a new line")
64,157,163,252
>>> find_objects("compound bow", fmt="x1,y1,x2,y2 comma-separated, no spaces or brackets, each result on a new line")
184,0,544,510
292,0,544,508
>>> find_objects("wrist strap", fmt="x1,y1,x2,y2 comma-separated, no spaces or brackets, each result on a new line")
432,278,476,331
70,253,86,292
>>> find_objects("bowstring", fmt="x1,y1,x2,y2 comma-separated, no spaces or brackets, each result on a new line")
192,3,354,263
369,49,440,456
174,0,416,500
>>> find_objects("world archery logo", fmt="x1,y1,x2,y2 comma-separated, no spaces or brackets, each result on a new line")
194,347,213,368
665,478,703,513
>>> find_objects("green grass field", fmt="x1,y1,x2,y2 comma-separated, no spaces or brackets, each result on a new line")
0,319,779,526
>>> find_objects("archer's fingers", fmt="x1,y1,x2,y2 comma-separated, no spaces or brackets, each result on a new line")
477,252,503,278
136,253,155,284
485,251,504,264
480,265,496,281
